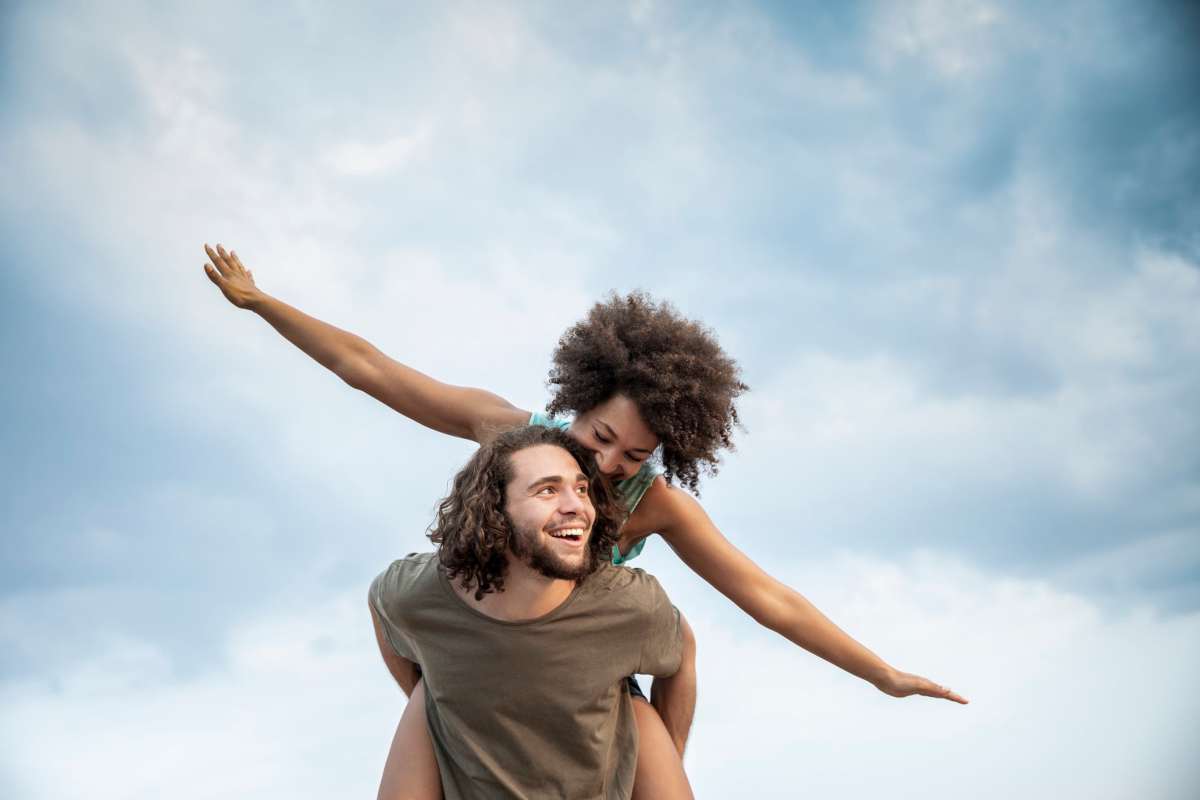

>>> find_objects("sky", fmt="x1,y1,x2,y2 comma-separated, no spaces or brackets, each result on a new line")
1,0,1198,797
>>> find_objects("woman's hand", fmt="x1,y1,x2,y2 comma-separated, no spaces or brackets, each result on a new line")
875,668,968,704
203,243,263,309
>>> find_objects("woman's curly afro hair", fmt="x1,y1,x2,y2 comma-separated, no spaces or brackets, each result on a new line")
546,291,748,494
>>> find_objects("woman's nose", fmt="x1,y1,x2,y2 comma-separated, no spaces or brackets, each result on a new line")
594,449,622,478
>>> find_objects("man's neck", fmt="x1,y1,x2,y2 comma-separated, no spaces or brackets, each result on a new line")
456,556,577,622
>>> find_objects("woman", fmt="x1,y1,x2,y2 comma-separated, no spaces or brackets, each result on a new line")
203,243,966,798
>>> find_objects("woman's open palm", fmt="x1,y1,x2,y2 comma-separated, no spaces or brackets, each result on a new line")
879,670,968,705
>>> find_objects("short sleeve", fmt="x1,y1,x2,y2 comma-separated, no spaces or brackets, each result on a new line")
635,573,684,678
369,558,422,663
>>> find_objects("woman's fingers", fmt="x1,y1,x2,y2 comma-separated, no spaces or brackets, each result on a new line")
921,678,968,705
216,243,242,275
890,672,969,705
202,244,259,308
941,687,969,705
204,243,229,275
204,243,246,277
231,250,255,284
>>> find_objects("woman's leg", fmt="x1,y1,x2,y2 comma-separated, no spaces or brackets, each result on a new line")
377,680,442,800
630,696,695,800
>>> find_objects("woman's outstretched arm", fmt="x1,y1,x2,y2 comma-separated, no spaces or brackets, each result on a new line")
631,478,968,705
203,243,528,442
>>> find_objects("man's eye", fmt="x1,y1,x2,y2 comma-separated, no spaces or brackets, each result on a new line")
537,487,555,495
576,484,589,495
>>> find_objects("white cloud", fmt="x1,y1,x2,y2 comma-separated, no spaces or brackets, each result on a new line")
741,349,1085,506
1,591,396,800
1055,527,1200,604
725,228,1200,536
125,45,235,160
871,0,1007,79
323,121,433,177
445,3,534,71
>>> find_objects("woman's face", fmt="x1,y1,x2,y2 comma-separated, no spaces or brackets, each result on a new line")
568,394,659,482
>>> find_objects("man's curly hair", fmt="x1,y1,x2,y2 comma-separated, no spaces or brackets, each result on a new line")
546,291,748,494
428,425,625,600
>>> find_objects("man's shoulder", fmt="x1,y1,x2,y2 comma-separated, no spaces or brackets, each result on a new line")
582,562,669,606
370,552,441,609
387,551,439,576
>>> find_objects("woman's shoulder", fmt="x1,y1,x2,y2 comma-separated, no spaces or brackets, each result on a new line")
616,460,659,511
528,410,571,431
624,474,705,540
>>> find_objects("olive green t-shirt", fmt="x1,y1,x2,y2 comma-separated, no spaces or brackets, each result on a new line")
369,553,684,800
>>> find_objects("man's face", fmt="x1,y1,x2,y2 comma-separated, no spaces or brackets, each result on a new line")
504,444,597,581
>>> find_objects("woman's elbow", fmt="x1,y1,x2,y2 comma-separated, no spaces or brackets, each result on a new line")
745,586,791,633
336,355,376,391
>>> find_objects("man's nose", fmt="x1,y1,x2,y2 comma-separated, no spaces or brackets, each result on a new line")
558,485,587,514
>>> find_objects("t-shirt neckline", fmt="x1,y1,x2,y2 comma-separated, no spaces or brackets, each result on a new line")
436,563,589,627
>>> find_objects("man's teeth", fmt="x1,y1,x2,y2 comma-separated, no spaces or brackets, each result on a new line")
549,529,584,539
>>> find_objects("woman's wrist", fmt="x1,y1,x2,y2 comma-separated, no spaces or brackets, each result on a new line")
868,663,898,691
243,289,270,312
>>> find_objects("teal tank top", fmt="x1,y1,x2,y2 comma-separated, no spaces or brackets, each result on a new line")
529,411,654,565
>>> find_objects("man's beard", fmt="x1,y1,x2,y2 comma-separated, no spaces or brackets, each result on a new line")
507,514,598,581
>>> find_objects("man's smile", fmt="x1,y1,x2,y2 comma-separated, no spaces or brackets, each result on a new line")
547,525,587,544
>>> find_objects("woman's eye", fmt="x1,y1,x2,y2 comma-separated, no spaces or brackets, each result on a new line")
593,431,611,444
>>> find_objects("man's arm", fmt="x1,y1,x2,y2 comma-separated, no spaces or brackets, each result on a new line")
650,612,696,755
203,243,529,443
370,599,421,697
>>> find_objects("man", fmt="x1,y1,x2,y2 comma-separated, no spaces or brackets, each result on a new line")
369,425,689,799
